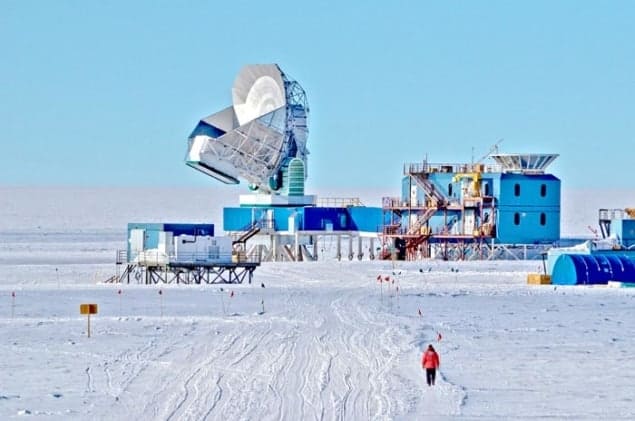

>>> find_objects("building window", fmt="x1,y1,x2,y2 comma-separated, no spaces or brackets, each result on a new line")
540,213,546,226
540,184,547,197
514,212,520,225
448,183,453,197
514,183,521,196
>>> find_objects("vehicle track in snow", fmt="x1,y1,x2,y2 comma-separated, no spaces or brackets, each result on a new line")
66,265,463,420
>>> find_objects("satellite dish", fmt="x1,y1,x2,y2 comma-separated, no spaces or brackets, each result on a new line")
186,64,309,194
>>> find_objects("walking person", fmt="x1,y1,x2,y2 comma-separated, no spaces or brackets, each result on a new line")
421,344,440,386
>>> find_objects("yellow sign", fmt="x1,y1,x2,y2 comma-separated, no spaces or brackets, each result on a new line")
80,303,98,315
527,273,551,285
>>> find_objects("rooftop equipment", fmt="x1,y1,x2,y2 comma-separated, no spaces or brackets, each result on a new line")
490,153,559,174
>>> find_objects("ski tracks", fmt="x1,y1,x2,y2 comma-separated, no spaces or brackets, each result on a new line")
82,277,465,420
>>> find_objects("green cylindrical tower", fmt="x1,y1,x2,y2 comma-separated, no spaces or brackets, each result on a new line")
286,158,305,196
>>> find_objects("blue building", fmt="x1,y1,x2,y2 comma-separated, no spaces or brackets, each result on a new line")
599,208,635,249
223,198,384,261
118,222,259,285
383,153,561,259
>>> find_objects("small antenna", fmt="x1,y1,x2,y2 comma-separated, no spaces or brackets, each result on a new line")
475,138,504,164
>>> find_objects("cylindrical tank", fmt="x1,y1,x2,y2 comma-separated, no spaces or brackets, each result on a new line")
286,158,305,196
552,253,635,285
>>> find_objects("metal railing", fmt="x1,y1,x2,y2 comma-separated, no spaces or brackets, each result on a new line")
122,250,261,266
404,162,502,175
318,197,364,207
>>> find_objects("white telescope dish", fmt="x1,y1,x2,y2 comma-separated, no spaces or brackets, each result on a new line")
186,64,309,193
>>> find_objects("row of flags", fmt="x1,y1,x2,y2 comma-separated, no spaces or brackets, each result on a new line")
376,274,443,343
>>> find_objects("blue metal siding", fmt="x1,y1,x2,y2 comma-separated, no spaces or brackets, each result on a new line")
163,223,214,237
613,219,635,247
498,174,560,207
401,177,410,203
480,178,494,197
224,207,304,231
402,173,455,204
496,173,560,243
144,229,161,249
128,223,215,237
428,173,455,202
348,207,383,232
223,208,254,231
272,208,295,231
497,209,560,243
304,207,350,231
128,222,164,232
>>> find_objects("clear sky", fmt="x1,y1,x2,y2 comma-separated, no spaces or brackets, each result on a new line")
1,1,633,191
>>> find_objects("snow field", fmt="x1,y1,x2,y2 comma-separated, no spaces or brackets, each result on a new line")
2,259,635,420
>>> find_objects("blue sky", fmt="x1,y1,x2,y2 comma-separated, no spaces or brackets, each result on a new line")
1,1,633,191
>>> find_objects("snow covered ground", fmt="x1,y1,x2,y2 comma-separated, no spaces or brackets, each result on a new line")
1,186,635,420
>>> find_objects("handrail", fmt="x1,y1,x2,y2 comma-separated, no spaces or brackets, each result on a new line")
404,162,502,175
123,249,261,266
318,197,364,207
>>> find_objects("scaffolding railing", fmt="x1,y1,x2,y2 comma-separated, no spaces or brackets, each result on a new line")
599,208,626,221
404,162,502,175
122,250,261,266
318,197,364,207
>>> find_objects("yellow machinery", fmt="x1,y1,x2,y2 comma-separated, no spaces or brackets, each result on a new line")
625,208,635,218
452,165,483,198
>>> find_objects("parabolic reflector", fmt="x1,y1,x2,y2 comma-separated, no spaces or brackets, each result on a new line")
186,64,309,194
232,65,286,126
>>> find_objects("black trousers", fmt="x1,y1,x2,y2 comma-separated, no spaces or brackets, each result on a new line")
426,368,436,386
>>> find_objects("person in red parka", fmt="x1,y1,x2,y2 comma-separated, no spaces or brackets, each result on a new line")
421,344,440,386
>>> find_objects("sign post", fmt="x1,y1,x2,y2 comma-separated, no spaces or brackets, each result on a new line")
11,291,15,318
80,304,98,338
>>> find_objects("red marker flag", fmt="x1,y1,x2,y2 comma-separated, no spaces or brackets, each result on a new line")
418,308,422,317
437,332,442,342
158,289,163,295
117,289,122,295
376,275,382,282
11,291,15,298
384,276,390,282
230,291,234,298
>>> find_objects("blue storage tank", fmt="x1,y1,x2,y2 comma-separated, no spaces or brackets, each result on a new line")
552,254,635,285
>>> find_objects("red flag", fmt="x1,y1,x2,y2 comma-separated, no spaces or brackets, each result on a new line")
376,275,382,281
392,279,395,285
418,308,422,317
11,291,15,298
230,291,234,298
437,332,442,342
158,289,163,295
117,289,122,295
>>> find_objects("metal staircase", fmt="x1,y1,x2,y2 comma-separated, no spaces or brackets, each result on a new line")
234,225,261,244
406,207,437,235
409,173,449,206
